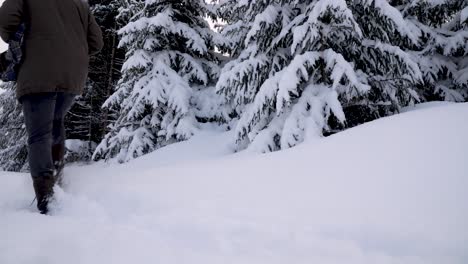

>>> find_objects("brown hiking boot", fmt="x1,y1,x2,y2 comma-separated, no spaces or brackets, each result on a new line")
52,144,65,187
32,173,55,214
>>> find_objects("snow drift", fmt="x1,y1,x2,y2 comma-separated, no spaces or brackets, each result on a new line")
0,103,467,264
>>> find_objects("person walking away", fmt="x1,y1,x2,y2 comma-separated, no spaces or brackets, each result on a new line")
0,0,104,214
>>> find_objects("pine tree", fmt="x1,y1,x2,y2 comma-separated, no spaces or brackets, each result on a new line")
93,0,219,162
218,0,427,152
0,83,28,171
346,0,425,124
65,0,125,162
216,0,291,117
64,80,100,162
401,0,468,101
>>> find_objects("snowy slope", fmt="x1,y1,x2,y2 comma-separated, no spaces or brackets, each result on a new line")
1,103,468,264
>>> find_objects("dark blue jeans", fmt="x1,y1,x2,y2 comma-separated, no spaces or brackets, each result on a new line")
20,93,75,178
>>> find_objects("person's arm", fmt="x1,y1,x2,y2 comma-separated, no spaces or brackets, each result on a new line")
0,0,24,43
87,11,104,55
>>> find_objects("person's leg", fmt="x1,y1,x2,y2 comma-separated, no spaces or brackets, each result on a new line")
51,93,75,185
21,93,57,214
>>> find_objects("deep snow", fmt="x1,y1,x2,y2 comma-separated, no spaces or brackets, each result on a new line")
1,103,468,264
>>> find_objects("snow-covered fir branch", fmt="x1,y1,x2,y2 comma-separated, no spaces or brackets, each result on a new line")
93,0,220,162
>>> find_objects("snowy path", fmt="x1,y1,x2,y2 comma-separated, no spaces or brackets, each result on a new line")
1,103,468,264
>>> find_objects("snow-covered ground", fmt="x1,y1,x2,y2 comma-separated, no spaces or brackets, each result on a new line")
1,103,467,264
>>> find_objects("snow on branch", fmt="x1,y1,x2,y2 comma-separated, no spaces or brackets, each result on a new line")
235,49,371,152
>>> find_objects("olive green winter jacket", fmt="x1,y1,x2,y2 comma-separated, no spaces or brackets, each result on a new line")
0,0,104,98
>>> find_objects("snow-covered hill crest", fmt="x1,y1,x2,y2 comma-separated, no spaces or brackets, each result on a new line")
1,103,467,264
